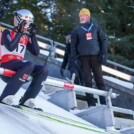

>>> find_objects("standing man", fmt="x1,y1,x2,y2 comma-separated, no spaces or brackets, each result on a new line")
0,9,48,108
71,8,107,106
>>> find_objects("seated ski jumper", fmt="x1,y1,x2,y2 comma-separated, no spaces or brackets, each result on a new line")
0,9,48,108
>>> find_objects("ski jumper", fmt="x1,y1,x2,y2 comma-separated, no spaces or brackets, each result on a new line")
0,29,48,104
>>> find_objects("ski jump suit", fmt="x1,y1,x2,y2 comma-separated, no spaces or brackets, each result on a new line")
0,28,48,104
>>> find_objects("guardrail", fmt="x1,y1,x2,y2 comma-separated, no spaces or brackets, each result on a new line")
107,60,134,73
0,67,118,98
0,65,119,115
102,65,134,83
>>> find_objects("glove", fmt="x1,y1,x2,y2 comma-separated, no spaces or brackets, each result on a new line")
60,67,64,77
99,53,107,65
18,20,27,33
29,23,37,36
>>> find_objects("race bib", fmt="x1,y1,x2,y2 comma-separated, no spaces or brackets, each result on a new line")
86,33,92,40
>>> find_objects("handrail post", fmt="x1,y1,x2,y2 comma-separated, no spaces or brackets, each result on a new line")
71,73,76,84
49,46,56,57
106,89,113,108
104,89,116,130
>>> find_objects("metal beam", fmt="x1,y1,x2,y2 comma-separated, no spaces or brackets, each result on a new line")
102,65,134,83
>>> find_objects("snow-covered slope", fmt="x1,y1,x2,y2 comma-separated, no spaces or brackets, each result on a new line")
1,104,106,134
0,78,112,134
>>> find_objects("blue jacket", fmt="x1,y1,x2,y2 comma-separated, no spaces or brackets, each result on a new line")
71,22,107,57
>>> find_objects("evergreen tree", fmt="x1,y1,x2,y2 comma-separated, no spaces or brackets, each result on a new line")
1,0,134,67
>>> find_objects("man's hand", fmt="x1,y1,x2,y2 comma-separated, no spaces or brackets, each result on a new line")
99,53,107,65
29,23,37,36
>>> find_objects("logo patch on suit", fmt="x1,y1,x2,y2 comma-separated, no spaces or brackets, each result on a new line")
22,74,28,80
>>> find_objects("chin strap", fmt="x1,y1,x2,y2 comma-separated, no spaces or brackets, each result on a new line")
0,0,13,19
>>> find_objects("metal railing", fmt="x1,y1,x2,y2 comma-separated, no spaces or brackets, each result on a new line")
107,60,134,73
102,65,134,83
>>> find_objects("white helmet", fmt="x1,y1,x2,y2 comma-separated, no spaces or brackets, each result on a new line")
13,9,34,29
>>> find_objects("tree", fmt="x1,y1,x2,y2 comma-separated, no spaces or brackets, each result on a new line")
1,0,134,67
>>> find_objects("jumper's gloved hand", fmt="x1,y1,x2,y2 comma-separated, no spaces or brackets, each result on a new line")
18,20,27,33
29,23,37,36
99,53,107,65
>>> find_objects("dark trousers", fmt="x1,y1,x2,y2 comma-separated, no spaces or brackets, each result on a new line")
79,55,106,106
0,60,48,104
